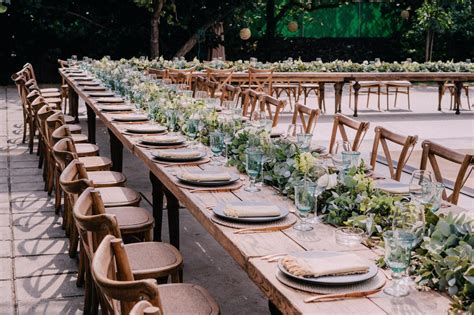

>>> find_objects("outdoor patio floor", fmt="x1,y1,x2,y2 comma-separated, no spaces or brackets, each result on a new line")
0,84,473,314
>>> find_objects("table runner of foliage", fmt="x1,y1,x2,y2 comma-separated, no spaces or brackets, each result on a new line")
123,56,474,73
83,58,473,312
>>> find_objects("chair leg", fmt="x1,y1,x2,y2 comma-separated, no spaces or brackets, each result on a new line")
407,87,411,110
28,120,34,154
54,168,62,215
69,221,79,258
366,88,371,108
394,88,399,107
171,268,183,283
76,243,85,287
377,86,381,111
386,86,390,111
348,86,352,109
47,157,54,196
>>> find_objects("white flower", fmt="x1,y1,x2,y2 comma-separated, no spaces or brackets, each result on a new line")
317,173,338,190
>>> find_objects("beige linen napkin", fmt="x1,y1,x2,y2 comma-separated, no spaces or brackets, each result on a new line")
154,150,201,159
224,204,281,218
376,182,411,195
180,171,231,182
281,253,369,278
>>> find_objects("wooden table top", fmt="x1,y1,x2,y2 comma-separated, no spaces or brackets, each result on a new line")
60,68,467,314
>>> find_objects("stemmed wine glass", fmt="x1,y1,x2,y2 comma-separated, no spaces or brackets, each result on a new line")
209,131,225,166
285,123,303,139
293,182,317,231
409,170,433,205
220,119,235,165
244,148,264,192
332,140,352,182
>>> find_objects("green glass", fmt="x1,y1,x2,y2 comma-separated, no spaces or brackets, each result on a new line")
293,182,316,231
383,230,415,297
296,133,312,152
245,149,264,192
210,131,224,166
187,118,199,140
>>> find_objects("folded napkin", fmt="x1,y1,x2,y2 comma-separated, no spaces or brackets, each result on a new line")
376,182,410,195
155,150,201,159
281,253,369,278
180,171,231,182
143,135,181,143
224,204,281,218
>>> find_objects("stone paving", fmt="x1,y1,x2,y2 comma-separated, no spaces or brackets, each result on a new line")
0,83,473,314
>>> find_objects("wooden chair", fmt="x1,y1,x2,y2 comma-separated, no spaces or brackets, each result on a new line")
420,140,474,205
193,75,207,97
220,84,241,106
259,94,286,128
349,81,384,111
92,233,217,315
246,67,274,94
11,73,32,147
272,77,299,110
241,89,263,117
291,103,321,134
328,114,370,154
147,68,167,80
384,80,412,111
74,188,183,314
443,81,471,110
369,127,418,181
60,160,142,260
164,67,195,90
23,63,61,94
130,301,161,315
204,66,234,95
204,79,219,98
58,59,70,113
298,81,325,112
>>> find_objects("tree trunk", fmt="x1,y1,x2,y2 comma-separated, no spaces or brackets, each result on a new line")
266,0,276,42
150,0,165,58
174,4,240,58
425,28,434,62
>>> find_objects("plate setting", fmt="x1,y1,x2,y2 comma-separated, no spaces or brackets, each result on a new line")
277,251,378,285
125,124,167,134
111,114,149,122
151,149,206,162
213,201,289,223
96,97,124,103
176,169,240,187
140,134,185,146
99,105,134,112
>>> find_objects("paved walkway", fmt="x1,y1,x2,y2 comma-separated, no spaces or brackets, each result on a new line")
0,84,473,314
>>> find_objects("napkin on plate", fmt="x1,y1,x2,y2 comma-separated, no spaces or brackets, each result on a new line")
180,171,231,182
375,181,410,195
143,135,181,143
281,253,369,278
224,204,281,218
154,150,201,159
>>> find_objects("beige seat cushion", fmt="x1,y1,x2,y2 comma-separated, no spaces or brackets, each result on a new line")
66,124,82,134
78,156,112,171
96,187,141,207
105,206,152,229
125,242,183,279
75,143,99,157
87,171,126,187
158,284,219,314
71,134,88,143
384,80,411,87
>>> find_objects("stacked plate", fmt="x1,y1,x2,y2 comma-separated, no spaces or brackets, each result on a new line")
151,149,206,162
277,251,379,287
111,114,148,122
213,201,289,223
140,134,185,146
96,97,124,103
124,124,167,134
99,105,134,112
176,169,240,187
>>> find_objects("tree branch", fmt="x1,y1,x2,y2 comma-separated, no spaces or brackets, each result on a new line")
41,5,106,29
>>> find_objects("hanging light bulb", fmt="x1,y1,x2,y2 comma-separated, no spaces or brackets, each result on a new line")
287,21,298,32
401,10,410,20
240,28,251,40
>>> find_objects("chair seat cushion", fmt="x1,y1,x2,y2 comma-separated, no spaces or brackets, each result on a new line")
71,134,88,143
66,124,82,134
96,187,141,207
87,171,126,187
158,284,219,315
78,156,112,171
106,206,153,230
75,143,100,157
40,88,60,93
384,80,412,87
125,242,183,279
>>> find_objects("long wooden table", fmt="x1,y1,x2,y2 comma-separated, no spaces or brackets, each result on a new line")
150,68,474,117
61,69,466,314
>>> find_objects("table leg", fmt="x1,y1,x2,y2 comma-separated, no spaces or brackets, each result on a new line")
86,104,96,144
318,82,325,112
333,82,344,114
149,172,164,242
108,129,123,172
437,82,444,111
268,301,282,315
352,81,361,117
68,87,79,123
164,187,180,249
454,81,462,115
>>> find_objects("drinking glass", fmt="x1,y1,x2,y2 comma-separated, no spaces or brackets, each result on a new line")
166,109,178,131
71,55,78,66
187,118,199,142
332,140,352,181
306,184,325,224
245,149,264,192
296,133,312,152
383,230,415,297
286,124,303,139
341,151,361,168
392,201,425,247
205,97,219,110
210,131,225,166
428,182,445,212
220,119,235,164
222,100,235,116
409,170,433,204
293,182,317,231
194,91,209,99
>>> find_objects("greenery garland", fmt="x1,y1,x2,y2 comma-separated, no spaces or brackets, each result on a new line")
84,58,473,312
